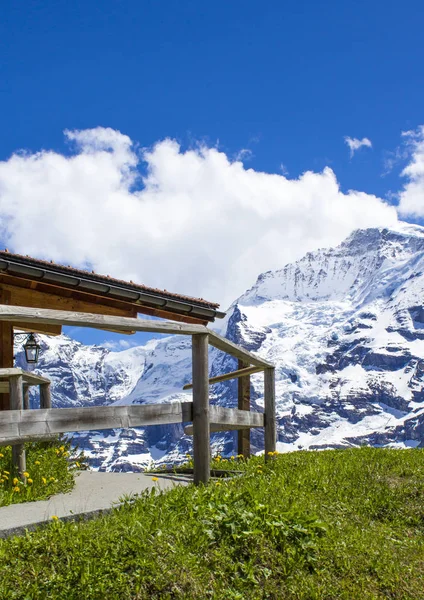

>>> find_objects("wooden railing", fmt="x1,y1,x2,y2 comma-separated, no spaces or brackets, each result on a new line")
0,305,276,485
0,367,52,477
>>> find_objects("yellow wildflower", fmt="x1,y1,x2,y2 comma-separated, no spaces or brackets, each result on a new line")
0,452,4,458
59,446,65,452
35,460,41,465
3,470,9,475
13,477,19,485
215,482,221,486
23,471,29,478
27,478,33,484
42,477,47,484
13,486,20,493
3,474,8,480
267,451,274,456
76,462,80,468
152,477,159,482
237,454,244,459
230,456,234,460
51,515,59,521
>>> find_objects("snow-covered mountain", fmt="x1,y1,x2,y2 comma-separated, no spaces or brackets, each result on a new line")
18,222,424,469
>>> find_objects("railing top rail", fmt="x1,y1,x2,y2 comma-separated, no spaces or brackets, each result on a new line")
0,304,273,368
0,368,50,386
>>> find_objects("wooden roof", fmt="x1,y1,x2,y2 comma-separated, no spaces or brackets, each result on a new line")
0,250,225,326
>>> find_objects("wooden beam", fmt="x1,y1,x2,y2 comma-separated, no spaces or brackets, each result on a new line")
0,305,207,336
23,385,30,410
0,368,50,386
134,304,208,325
0,273,210,325
184,406,264,435
206,330,273,368
0,306,272,370
0,402,194,445
96,327,136,336
12,322,62,336
0,288,13,410
183,364,263,390
192,334,210,485
9,374,26,477
40,383,51,409
264,367,276,461
238,359,251,458
0,281,136,318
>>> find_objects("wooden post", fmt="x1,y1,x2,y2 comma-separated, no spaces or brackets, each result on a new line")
238,359,251,458
0,288,13,411
40,383,52,409
192,333,210,485
0,325,13,410
23,384,30,410
264,367,276,462
9,374,26,477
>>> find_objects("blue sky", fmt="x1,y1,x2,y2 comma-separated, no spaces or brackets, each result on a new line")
0,0,423,348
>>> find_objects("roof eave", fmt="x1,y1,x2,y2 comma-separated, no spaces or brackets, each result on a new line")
0,258,226,322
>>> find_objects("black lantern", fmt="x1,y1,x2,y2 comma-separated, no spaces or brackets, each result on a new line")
23,333,40,364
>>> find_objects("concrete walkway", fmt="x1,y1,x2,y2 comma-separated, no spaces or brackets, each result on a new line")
0,471,191,538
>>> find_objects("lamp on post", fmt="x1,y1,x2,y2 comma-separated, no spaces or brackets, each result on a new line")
13,332,41,365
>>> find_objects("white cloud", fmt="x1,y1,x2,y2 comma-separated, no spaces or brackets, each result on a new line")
344,136,373,158
0,128,398,308
397,126,424,218
234,148,253,162
103,339,137,351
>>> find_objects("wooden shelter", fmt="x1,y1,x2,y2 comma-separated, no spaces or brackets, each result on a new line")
0,252,276,484
0,250,224,411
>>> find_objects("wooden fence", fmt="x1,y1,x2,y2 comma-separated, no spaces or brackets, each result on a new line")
0,305,276,484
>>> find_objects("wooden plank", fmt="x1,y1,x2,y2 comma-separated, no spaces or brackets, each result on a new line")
0,281,136,318
238,359,251,458
96,328,136,336
0,402,194,445
132,304,208,326
0,286,13,410
184,406,263,435
192,334,210,485
40,383,51,409
183,364,263,390
0,305,208,336
207,330,273,368
13,322,62,336
9,374,26,477
0,368,50,386
23,385,30,410
264,367,276,461
0,272,209,325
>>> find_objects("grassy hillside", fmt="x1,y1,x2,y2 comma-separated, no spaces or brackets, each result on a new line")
0,447,423,599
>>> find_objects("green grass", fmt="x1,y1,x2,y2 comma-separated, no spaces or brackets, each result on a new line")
0,438,84,507
0,447,423,599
